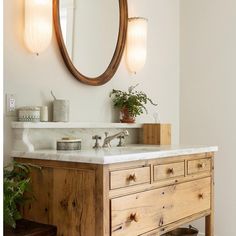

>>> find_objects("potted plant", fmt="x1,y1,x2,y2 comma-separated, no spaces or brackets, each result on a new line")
4,161,37,229
110,84,157,123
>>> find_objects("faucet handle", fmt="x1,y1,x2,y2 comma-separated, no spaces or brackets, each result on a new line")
124,130,129,136
117,135,125,147
92,135,101,149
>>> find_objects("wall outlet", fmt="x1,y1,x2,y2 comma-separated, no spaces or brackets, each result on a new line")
6,93,17,117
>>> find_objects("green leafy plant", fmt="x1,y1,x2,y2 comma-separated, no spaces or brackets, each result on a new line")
4,161,37,228
110,84,157,118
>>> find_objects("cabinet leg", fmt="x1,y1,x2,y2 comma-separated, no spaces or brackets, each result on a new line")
205,213,214,236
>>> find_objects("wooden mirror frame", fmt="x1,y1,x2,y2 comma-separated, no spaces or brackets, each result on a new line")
53,0,128,86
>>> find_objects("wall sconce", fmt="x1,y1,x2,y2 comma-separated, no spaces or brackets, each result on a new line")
24,0,52,55
126,17,148,74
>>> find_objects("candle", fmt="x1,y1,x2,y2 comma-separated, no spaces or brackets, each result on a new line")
40,106,48,122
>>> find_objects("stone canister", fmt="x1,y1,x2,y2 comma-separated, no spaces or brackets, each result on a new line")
53,100,70,122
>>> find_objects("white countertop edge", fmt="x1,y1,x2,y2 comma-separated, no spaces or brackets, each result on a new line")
11,146,218,165
102,146,218,164
11,122,143,129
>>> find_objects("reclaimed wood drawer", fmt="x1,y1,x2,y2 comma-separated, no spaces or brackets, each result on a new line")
153,162,185,181
111,177,211,236
110,166,150,190
187,158,211,175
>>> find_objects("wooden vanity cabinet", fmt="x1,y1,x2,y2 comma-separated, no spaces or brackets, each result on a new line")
15,152,215,236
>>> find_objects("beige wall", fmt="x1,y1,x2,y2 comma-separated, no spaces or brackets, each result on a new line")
4,0,180,163
180,0,236,235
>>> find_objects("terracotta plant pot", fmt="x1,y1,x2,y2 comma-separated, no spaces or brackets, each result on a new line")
120,107,135,123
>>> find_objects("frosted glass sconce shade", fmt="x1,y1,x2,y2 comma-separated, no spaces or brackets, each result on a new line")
24,0,52,54
126,17,148,73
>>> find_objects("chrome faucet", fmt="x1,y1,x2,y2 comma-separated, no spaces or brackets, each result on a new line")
102,130,129,148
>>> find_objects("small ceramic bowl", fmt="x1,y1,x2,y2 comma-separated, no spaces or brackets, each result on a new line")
57,138,81,151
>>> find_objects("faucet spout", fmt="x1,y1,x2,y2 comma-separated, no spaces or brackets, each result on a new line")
102,130,129,148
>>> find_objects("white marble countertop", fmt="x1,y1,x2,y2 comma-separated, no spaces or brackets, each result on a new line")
11,145,218,164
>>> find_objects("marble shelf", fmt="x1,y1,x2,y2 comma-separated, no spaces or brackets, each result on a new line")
11,122,143,129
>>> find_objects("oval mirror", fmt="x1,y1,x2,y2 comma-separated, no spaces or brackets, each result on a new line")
53,0,128,86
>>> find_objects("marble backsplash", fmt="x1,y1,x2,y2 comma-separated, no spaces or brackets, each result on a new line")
12,127,140,151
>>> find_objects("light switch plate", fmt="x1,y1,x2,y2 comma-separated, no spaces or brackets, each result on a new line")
6,93,17,117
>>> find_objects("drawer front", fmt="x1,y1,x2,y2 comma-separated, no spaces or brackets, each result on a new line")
111,177,211,236
110,166,150,190
153,162,185,181
188,158,211,175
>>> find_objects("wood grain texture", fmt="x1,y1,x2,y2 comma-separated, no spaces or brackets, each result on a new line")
19,160,98,236
153,162,185,182
22,167,53,224
110,166,151,190
95,165,110,236
111,178,211,236
52,169,96,236
187,158,211,175
53,0,128,86
109,153,212,198
109,171,211,199
142,124,171,145
15,152,215,236
141,210,211,236
14,158,98,171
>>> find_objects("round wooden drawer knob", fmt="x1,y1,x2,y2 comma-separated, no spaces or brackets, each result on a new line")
198,193,204,199
198,163,205,169
128,174,137,182
129,213,139,222
167,168,174,174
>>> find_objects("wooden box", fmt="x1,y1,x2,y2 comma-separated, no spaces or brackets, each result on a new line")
142,123,171,145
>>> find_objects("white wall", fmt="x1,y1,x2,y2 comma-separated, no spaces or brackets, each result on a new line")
4,0,180,163
180,0,236,235
5,0,236,234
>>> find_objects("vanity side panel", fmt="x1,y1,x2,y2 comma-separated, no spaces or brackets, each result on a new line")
21,166,53,224
52,168,96,236
16,158,99,236
205,154,215,236
95,165,110,236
